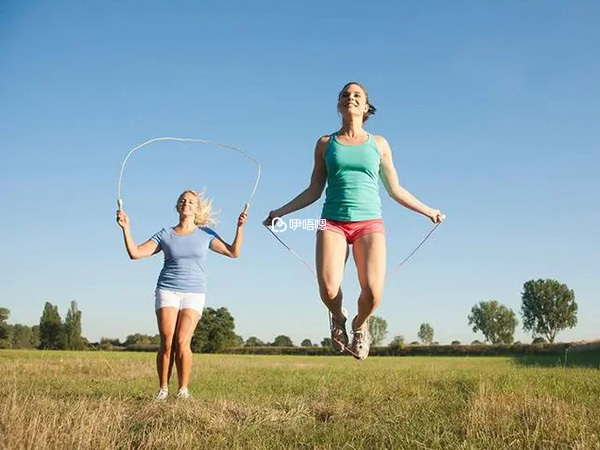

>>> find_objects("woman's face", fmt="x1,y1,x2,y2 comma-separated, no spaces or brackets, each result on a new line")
178,192,199,217
338,84,369,120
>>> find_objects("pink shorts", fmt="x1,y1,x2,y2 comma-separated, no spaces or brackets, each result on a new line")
317,218,385,244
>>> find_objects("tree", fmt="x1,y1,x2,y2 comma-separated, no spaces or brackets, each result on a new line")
125,334,160,346
369,316,388,346
0,308,8,324
451,340,461,346
39,302,64,350
532,336,547,344
64,301,85,350
468,300,518,344
471,340,484,345
321,337,332,347
301,338,312,347
273,335,293,347
234,335,244,346
192,307,238,353
418,323,434,345
31,325,40,348
0,307,11,348
521,279,577,343
389,335,405,348
101,337,122,346
11,324,35,349
125,334,149,346
245,336,264,347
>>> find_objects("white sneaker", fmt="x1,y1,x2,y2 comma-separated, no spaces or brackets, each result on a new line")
330,308,349,352
177,387,190,399
155,387,168,401
351,317,370,360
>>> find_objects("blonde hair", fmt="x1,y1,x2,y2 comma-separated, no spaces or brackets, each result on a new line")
337,81,377,122
175,190,217,226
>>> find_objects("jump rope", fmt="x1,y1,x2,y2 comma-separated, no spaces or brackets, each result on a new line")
117,137,261,214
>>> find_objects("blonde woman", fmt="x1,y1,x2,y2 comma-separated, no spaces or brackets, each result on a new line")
117,190,247,400
264,82,443,360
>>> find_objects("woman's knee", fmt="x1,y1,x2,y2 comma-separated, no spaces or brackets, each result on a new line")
319,283,341,302
160,335,174,353
361,285,383,303
176,336,192,351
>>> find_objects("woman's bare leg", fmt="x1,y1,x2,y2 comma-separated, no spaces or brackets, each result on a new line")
352,232,386,330
156,307,179,388
174,308,201,389
316,230,349,319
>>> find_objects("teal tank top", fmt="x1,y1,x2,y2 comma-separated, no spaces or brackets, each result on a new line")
321,133,382,222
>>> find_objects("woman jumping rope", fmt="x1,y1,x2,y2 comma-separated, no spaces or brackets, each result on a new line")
264,82,444,360
117,190,247,399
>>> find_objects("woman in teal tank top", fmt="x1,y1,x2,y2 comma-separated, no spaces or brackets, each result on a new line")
264,82,444,359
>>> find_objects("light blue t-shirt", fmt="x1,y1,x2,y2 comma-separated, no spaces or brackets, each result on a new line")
150,227,218,294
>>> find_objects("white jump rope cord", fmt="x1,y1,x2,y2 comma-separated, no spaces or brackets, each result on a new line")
117,137,261,213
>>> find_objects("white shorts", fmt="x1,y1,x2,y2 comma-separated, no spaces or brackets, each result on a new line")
154,288,206,314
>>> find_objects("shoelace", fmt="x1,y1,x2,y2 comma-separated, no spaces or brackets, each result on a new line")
155,388,168,401
352,329,368,349
331,327,344,340
177,390,189,400
328,314,361,358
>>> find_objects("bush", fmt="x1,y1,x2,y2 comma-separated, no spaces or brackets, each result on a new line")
124,344,159,352
93,342,124,351
221,346,338,356
220,343,573,357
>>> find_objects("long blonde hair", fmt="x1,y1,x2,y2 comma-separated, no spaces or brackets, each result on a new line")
175,190,217,226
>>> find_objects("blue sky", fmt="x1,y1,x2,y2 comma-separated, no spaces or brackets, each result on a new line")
1,1,598,345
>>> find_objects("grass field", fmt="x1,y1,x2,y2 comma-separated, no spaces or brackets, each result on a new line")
1,350,599,449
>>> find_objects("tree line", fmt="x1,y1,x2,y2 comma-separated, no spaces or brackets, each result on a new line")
0,278,579,352
387,279,578,347
0,301,85,350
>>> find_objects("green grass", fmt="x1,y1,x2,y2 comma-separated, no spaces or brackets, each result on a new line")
1,350,599,449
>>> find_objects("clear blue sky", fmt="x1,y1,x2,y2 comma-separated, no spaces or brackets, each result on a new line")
1,1,598,345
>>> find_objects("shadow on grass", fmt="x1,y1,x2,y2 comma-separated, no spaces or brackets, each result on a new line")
513,346,600,368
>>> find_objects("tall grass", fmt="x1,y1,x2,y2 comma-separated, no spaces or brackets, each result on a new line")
1,350,599,449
